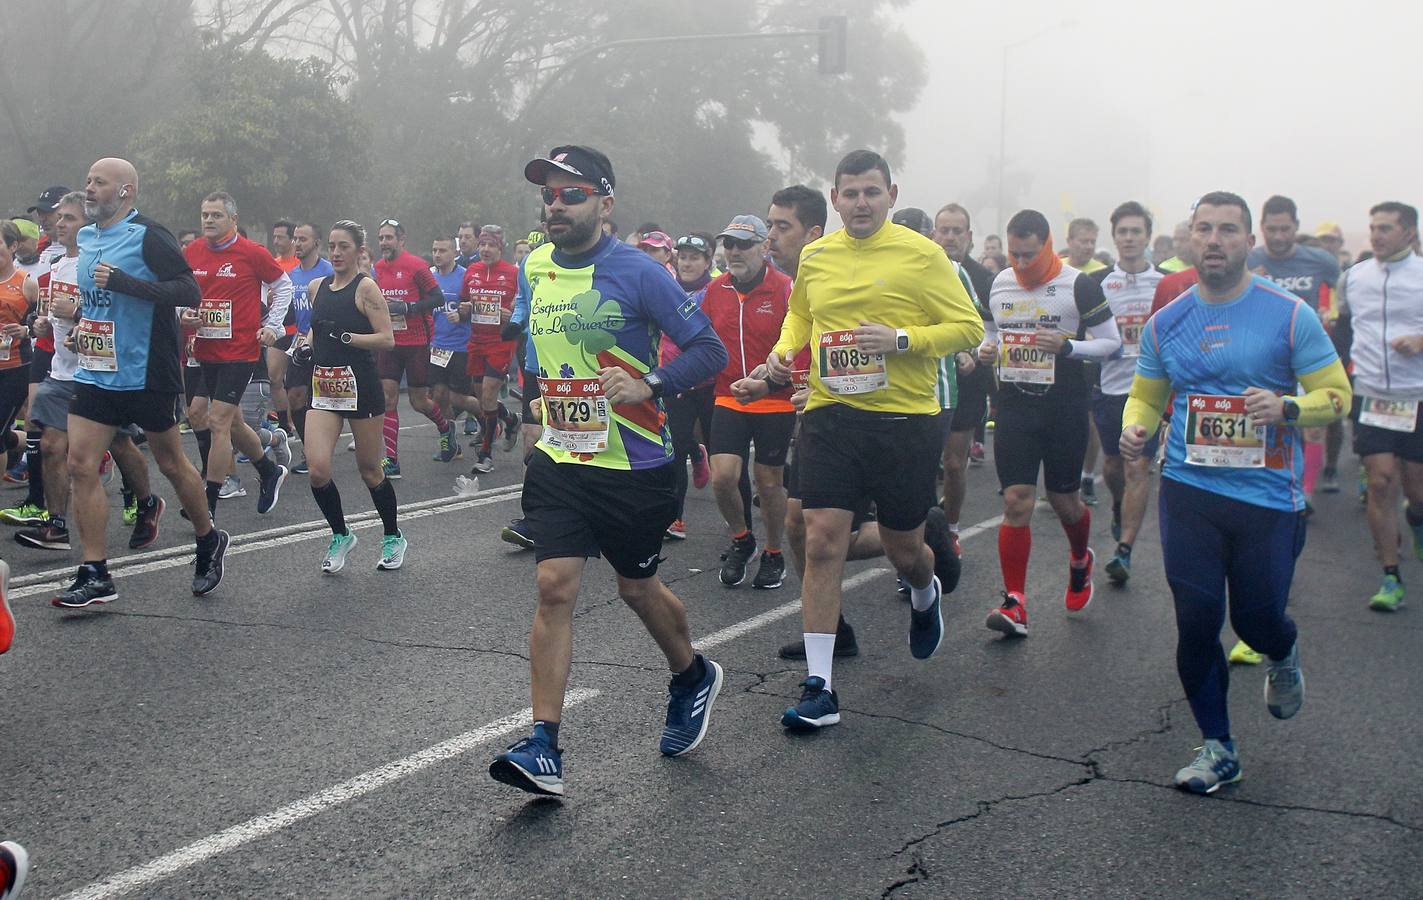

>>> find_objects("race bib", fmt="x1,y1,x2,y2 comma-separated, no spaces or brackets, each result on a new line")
998,330,1055,384
1358,396,1419,433
0,336,10,362
48,280,79,317
1184,394,1264,467
538,377,609,453
76,318,118,371
1116,313,1148,358
472,299,502,326
791,369,810,393
818,329,887,395
311,365,358,411
197,298,233,339
390,314,407,332
430,347,453,368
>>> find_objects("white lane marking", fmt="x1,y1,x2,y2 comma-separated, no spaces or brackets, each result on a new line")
56,689,599,900
695,568,888,651
11,489,522,601
57,509,1005,898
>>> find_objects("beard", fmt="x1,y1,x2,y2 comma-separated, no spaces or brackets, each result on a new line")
1198,255,1246,291
84,198,122,222
546,213,600,250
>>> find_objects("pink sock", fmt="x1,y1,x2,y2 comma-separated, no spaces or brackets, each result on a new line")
383,410,400,459
429,404,449,432
1303,440,1324,496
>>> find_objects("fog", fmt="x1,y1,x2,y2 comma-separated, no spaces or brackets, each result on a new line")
889,0,1415,253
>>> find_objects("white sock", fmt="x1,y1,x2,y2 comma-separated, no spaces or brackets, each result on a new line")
910,575,939,612
1081,471,1094,483
803,633,836,690
948,521,960,534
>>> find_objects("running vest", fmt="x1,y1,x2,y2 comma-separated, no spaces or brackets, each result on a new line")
1343,251,1423,401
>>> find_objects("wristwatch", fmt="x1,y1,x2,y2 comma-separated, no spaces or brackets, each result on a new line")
895,328,910,352
340,332,353,346
1282,398,1300,423
643,370,666,398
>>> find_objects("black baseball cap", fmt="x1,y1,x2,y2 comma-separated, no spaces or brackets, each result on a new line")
524,145,615,197
892,208,933,236
29,186,71,214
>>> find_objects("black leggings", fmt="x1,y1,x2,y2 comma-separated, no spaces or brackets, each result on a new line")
665,385,714,520
0,367,28,463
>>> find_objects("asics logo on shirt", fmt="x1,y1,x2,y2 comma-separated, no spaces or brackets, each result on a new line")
1270,275,1316,293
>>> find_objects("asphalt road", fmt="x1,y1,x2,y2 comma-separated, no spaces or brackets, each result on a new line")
1,420,1419,899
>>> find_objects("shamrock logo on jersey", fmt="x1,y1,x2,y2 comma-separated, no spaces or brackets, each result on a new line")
560,363,575,379
565,290,623,365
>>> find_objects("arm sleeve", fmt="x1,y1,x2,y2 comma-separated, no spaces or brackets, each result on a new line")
900,250,985,356
409,266,445,313
1287,360,1352,427
771,269,812,359
1067,314,1122,359
510,259,531,327
638,264,728,393
262,272,293,330
1065,274,1121,358
108,225,200,307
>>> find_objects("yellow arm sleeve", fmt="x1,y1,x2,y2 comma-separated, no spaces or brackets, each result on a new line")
1122,373,1171,432
1287,360,1352,427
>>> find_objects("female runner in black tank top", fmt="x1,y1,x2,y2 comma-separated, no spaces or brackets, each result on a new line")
300,221,407,573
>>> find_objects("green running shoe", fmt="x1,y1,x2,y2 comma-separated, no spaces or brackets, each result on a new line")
0,502,47,527
322,532,358,574
377,532,407,570
123,498,139,526
1369,573,1404,612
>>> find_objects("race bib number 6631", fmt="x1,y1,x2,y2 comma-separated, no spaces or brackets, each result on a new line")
1184,394,1264,467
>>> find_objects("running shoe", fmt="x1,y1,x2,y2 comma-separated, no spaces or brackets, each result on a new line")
924,506,960,593
752,551,785,589
968,441,985,466
2,459,27,486
322,532,358,574
0,502,47,527
256,463,289,515
986,591,1029,637
1172,739,1241,795
1265,642,1304,719
500,518,535,550
489,729,564,797
381,457,401,480
376,532,407,570
1105,546,1131,585
778,621,859,660
500,411,520,452
0,840,28,900
292,455,310,475
218,475,246,499
99,449,115,485
1064,549,1095,612
268,427,292,468
472,453,494,474
15,523,69,551
660,655,723,756
123,496,139,526
436,422,460,462
719,534,757,587
908,575,944,660
691,443,710,490
52,567,118,608
192,529,230,596
0,560,13,654
346,437,358,452
781,676,840,731
1369,573,1405,611
128,497,164,549
453,474,481,496
985,419,995,431
950,532,962,558
464,414,479,436
665,519,688,541
1080,477,1097,507
1227,639,1263,665
1319,468,1339,494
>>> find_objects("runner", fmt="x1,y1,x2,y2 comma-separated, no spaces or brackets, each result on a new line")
299,220,405,573
457,225,520,473
427,235,470,463
283,223,335,475
1157,221,1194,272
980,209,1121,638
54,157,227,608
701,215,795,589
455,222,480,269
765,150,982,731
266,219,300,436
489,145,729,796
182,191,292,521
1336,201,1423,612
932,203,998,552
1091,202,1166,584
1060,217,1108,275
374,219,453,479
0,222,37,487
14,192,164,552
662,233,717,540
1120,190,1349,793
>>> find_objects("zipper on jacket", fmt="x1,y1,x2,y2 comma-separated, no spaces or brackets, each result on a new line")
738,292,747,378
1382,265,1391,392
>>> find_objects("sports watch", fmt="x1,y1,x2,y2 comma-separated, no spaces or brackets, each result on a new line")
1282,398,1300,423
643,370,666,398
895,328,910,352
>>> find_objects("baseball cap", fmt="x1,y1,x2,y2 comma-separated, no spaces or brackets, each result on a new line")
28,186,70,214
1314,221,1343,239
892,208,933,236
637,230,673,250
674,234,712,256
524,145,615,197
10,219,40,241
717,215,769,243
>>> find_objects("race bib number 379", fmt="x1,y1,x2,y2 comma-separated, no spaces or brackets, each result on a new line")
76,318,118,371
818,329,887,395
1184,394,1264,467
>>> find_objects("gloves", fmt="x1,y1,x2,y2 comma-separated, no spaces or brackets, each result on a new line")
500,320,524,342
386,299,409,316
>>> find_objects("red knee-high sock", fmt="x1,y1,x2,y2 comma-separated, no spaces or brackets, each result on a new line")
428,403,449,432
383,410,400,459
1062,507,1092,561
998,524,1031,596
1302,440,1324,496
481,411,499,455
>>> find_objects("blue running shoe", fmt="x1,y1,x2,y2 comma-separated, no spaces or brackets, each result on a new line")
1265,642,1305,719
489,728,564,797
1173,739,1241,794
660,655,723,756
908,575,944,659
781,676,840,731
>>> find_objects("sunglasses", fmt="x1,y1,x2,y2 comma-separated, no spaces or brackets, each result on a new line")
722,237,761,251
540,185,602,206
380,218,401,228
676,236,709,251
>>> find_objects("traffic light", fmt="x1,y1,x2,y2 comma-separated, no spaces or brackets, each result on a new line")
818,15,847,75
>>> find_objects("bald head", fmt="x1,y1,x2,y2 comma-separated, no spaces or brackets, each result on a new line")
85,157,138,226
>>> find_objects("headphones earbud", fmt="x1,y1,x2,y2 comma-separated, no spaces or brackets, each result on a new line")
119,188,129,198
